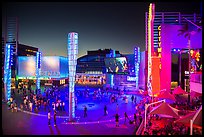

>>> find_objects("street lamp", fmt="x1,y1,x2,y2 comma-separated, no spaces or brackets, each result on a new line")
190,105,202,135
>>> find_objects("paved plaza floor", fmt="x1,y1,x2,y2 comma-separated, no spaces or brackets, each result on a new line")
2,86,144,135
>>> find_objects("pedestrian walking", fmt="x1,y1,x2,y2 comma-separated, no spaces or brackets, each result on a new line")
124,112,129,123
134,96,137,104
84,105,87,118
116,103,119,113
62,102,65,111
10,102,14,112
59,102,62,111
14,102,18,112
104,105,107,116
139,115,142,124
56,102,59,111
29,101,33,112
134,113,137,125
125,98,128,104
48,110,51,126
54,110,57,126
115,113,119,127
131,95,134,102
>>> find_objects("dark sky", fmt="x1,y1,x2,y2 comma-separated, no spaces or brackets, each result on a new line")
2,2,201,58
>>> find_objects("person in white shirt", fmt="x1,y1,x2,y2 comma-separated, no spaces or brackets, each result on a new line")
24,99,27,110
56,102,59,111
125,98,128,104
48,110,51,126
29,101,33,112
62,102,65,111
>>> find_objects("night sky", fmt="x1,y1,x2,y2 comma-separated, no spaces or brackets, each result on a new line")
2,2,201,58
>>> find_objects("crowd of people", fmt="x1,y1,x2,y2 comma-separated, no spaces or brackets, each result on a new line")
6,86,151,130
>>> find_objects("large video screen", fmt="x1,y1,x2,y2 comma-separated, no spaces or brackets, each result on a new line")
18,56,68,79
104,57,128,74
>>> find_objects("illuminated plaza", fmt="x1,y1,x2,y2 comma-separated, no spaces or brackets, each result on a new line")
2,2,202,135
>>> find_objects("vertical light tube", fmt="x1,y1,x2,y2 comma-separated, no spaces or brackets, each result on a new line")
110,49,115,88
36,52,41,91
147,3,155,97
68,32,78,121
4,44,13,100
134,47,140,90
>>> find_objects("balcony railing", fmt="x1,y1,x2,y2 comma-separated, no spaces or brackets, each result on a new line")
190,72,202,84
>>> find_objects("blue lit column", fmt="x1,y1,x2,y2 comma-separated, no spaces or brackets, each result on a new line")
36,52,41,92
68,32,78,121
106,49,115,88
4,44,13,101
134,47,140,90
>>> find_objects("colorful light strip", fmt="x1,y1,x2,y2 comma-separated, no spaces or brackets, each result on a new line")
147,3,155,96
4,44,13,100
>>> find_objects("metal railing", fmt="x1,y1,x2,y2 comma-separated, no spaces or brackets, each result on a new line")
190,73,202,84
136,119,144,135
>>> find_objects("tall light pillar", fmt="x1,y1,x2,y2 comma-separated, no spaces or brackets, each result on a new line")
147,3,155,97
68,32,78,121
106,49,115,89
4,44,13,101
36,52,41,92
134,47,140,90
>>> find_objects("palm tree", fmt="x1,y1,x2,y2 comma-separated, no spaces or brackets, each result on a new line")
178,23,191,92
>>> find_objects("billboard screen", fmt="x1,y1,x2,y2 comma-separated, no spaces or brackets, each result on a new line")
104,57,128,74
18,56,36,77
17,56,68,79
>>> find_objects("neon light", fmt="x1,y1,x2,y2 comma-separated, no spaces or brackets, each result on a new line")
110,50,115,88
36,52,41,90
157,25,162,69
127,76,136,81
134,47,140,90
68,32,78,121
147,3,155,96
4,44,13,100
157,25,162,58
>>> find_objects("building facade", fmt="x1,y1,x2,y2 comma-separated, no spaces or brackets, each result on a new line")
145,10,202,93
76,49,120,86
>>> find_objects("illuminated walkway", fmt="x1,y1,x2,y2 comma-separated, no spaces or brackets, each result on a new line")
2,103,138,135
3,86,145,134
16,107,136,125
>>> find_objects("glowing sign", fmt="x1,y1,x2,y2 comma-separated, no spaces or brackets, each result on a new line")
127,76,136,81
40,71,60,76
157,25,162,69
157,25,162,58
